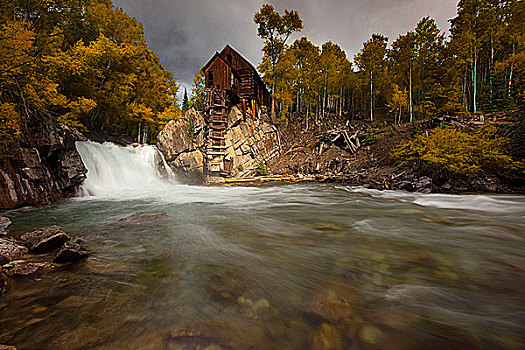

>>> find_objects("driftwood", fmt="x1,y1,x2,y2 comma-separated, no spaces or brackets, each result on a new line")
320,128,361,154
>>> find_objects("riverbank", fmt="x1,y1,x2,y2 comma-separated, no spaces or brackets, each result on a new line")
263,110,524,194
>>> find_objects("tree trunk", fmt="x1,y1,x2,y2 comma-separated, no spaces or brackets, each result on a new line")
295,89,301,113
339,86,343,118
473,51,477,114
306,103,310,131
322,74,327,119
271,64,276,118
509,41,515,97
490,35,494,101
409,63,413,123
463,63,469,111
369,69,373,122
351,90,355,122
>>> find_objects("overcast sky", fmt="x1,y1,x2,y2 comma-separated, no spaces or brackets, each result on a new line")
113,0,459,96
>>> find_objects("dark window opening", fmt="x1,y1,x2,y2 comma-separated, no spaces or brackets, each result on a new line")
227,54,232,64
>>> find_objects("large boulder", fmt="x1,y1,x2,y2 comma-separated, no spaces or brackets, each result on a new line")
170,150,205,183
53,241,90,263
157,108,205,162
224,111,278,177
0,117,87,209
156,106,278,183
0,237,28,265
157,109,207,183
0,216,11,236
415,176,433,193
20,225,70,252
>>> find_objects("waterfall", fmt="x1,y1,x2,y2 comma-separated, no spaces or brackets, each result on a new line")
75,141,175,198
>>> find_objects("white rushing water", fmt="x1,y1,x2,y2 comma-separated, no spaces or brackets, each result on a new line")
75,141,261,204
75,141,525,213
75,141,176,198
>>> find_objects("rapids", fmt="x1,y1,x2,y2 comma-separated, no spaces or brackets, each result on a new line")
0,141,524,349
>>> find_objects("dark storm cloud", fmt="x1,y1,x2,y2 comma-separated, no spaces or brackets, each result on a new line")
113,0,458,92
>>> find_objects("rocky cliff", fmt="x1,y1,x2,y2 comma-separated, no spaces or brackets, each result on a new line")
157,107,279,183
0,115,87,209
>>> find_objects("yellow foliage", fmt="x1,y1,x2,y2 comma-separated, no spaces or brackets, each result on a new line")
57,97,97,130
391,124,525,176
0,103,21,142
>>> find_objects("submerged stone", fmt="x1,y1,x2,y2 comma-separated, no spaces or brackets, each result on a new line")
359,325,384,345
0,217,11,236
20,226,70,252
307,290,354,323
312,223,340,231
2,260,47,277
116,212,169,224
310,323,343,350
0,272,7,297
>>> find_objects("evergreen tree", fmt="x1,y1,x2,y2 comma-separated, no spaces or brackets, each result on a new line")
189,68,205,111
182,88,189,112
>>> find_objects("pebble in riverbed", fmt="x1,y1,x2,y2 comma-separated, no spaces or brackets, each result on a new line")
310,323,343,350
237,296,271,319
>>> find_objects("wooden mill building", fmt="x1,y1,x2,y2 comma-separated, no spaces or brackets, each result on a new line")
203,45,270,113
202,45,270,180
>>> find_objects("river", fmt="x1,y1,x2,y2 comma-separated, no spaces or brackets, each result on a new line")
1,141,524,349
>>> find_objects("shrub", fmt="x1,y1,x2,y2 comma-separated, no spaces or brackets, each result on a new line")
187,121,196,141
364,129,378,145
257,161,268,176
391,124,524,177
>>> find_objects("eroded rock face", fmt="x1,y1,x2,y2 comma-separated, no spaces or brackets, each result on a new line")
0,237,28,265
0,117,87,209
20,225,70,252
157,108,206,184
156,106,278,184
224,108,278,178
